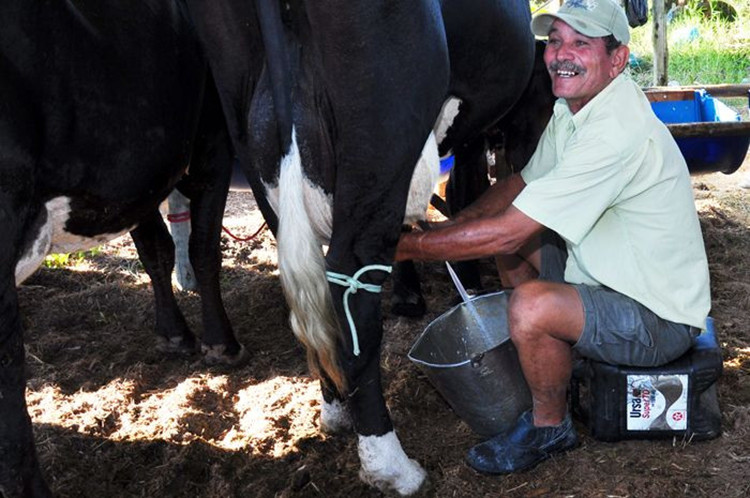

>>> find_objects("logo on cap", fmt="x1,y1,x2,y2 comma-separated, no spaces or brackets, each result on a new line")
566,0,599,11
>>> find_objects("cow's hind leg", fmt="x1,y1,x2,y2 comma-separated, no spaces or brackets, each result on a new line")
353,350,427,495
131,211,197,355
332,288,427,496
275,140,428,495
319,375,352,434
166,189,197,292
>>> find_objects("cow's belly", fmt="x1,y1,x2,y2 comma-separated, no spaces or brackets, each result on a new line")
15,196,132,285
262,132,440,243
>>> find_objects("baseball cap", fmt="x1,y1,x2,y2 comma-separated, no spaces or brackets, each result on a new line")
531,0,630,45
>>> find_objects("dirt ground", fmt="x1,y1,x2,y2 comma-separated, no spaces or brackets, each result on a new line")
19,156,750,497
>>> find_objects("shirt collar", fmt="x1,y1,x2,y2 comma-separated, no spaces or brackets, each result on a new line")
552,72,630,128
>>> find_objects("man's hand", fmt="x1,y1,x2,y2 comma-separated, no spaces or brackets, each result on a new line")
395,206,544,263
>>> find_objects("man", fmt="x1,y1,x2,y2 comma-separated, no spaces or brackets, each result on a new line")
396,0,710,474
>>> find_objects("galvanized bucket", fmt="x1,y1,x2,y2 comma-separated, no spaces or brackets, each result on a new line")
408,291,532,436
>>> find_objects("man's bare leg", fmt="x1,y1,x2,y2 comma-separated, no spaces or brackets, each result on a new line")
508,280,585,425
495,254,537,288
465,280,584,474
494,234,543,288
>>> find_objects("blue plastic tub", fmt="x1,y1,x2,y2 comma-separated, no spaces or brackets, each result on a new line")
649,89,749,174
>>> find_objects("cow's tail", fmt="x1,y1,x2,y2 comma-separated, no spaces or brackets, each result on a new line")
277,131,345,392
255,0,345,392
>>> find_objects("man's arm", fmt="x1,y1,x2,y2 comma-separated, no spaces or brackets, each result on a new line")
451,172,527,223
395,205,545,262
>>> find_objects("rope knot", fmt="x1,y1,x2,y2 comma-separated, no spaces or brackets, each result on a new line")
343,276,360,294
326,264,392,356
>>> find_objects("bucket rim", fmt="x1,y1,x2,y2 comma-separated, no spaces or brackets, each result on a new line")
407,290,510,369
407,351,473,369
426,290,509,327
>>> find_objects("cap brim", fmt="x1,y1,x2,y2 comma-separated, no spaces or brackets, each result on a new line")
531,13,612,39
530,14,556,37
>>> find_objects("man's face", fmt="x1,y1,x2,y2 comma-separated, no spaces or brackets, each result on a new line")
544,19,628,114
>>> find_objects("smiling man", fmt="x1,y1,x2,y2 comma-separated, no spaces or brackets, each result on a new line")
396,0,710,474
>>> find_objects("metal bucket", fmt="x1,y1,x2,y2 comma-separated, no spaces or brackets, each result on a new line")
408,291,532,436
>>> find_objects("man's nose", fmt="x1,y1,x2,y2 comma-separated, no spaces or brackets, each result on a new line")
555,42,574,60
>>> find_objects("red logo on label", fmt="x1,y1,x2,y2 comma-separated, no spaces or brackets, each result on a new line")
672,411,685,422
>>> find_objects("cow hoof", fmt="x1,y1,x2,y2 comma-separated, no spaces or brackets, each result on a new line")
357,432,427,496
155,336,196,355
320,398,352,434
390,291,426,318
201,343,249,366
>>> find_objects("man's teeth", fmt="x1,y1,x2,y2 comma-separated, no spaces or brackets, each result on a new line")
557,70,577,77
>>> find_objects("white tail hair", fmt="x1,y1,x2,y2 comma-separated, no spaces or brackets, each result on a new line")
277,129,344,390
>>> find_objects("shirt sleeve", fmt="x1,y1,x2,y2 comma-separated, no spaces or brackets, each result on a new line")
520,116,557,184
513,125,629,245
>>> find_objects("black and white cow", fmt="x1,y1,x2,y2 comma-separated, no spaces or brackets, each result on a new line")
0,2,247,494
184,0,535,494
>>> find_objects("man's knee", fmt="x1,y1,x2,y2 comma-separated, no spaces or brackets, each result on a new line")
508,281,584,344
508,280,554,341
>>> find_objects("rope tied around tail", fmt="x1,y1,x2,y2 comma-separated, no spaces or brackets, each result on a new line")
326,264,392,356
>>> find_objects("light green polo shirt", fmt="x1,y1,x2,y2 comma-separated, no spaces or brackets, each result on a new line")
513,73,710,329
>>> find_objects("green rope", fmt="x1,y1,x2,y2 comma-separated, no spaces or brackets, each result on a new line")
326,264,392,356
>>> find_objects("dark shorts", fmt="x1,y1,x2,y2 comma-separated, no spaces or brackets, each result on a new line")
540,231,700,367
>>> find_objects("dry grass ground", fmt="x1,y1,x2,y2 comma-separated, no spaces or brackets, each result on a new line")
19,154,750,497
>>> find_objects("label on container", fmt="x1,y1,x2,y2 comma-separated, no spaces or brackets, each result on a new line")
626,374,689,431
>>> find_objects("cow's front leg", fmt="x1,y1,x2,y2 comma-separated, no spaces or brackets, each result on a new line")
184,179,247,366
131,211,197,355
330,282,427,496
181,92,247,366
0,279,52,497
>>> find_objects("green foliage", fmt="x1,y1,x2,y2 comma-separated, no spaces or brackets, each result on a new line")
43,253,72,269
529,0,554,14
43,247,102,269
627,0,750,86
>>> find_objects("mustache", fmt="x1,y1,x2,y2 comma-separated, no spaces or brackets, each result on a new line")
549,60,586,74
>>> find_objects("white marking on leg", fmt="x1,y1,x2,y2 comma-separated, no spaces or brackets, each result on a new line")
404,131,441,224
358,431,427,496
166,189,196,291
320,397,352,433
433,96,462,154
15,196,132,286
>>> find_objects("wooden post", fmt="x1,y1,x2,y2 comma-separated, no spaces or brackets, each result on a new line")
652,0,668,85
645,84,750,99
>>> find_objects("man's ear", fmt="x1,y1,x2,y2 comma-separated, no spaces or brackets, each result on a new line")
610,45,630,77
